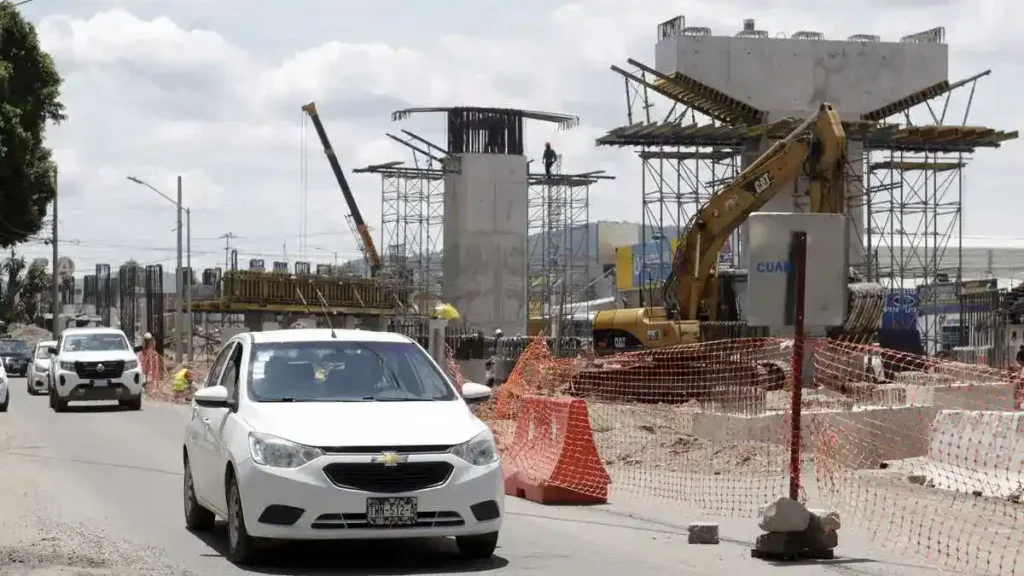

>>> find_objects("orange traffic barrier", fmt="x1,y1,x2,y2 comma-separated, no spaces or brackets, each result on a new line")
502,396,610,505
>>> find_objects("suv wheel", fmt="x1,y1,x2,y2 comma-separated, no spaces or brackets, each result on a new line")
51,389,67,412
455,532,499,559
183,456,214,531
0,394,8,412
226,475,258,565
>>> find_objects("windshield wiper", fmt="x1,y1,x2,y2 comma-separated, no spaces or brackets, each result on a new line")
366,397,435,402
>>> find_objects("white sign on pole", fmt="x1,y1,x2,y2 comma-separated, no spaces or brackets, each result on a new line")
56,256,75,279
745,212,848,327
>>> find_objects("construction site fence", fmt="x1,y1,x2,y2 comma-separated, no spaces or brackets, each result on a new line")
470,336,1024,575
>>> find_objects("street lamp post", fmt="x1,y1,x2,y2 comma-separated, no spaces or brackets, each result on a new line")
126,175,191,363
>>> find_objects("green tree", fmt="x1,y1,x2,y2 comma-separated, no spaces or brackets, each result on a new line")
0,250,47,323
0,3,66,248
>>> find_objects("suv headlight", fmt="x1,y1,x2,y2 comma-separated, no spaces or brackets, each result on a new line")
450,429,499,466
124,360,138,370
248,432,324,469
59,361,75,371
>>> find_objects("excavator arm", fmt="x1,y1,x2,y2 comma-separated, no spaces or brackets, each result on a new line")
662,102,847,321
301,102,383,277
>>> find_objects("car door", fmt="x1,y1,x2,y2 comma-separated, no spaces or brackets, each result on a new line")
203,341,245,513
188,340,236,508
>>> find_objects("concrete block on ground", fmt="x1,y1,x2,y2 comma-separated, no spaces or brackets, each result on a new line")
687,522,719,545
806,509,841,532
925,410,1024,498
758,497,810,533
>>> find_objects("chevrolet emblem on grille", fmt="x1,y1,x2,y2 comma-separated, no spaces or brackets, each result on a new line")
96,364,105,372
372,451,407,467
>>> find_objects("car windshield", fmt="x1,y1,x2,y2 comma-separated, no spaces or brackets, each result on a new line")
0,340,29,354
247,340,457,403
35,345,53,359
62,334,129,352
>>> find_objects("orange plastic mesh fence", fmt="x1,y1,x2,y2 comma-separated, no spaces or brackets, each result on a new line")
486,336,795,516
811,340,1024,575
477,336,1024,572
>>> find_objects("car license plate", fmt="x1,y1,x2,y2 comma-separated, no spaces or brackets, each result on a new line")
366,497,417,526
94,379,107,387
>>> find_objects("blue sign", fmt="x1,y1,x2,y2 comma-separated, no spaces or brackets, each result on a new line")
632,240,672,287
754,260,793,274
883,289,918,330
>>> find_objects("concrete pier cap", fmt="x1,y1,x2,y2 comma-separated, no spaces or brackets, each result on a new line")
653,17,949,269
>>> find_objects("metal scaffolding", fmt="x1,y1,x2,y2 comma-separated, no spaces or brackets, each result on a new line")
605,58,750,305
851,69,1018,353
526,167,613,335
354,129,449,316
598,54,1017,354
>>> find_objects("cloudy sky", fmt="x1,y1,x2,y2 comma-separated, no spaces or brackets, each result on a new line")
14,0,1022,274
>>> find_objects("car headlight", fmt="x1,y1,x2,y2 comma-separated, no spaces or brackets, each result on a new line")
35,362,48,372
248,432,324,469
450,429,499,466
124,360,138,370
60,361,75,371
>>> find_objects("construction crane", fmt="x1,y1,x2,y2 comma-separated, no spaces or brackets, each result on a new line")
301,102,383,277
593,103,884,352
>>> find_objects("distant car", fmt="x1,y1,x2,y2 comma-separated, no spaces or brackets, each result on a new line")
0,337,31,377
48,327,144,412
27,340,56,396
0,361,8,412
183,329,502,565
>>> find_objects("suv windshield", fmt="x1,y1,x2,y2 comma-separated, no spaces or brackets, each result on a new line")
35,345,53,360
0,339,29,354
62,333,129,353
247,341,457,403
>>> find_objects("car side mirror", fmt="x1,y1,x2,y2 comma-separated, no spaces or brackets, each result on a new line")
47,346,57,355
194,385,230,408
133,344,144,353
461,382,492,405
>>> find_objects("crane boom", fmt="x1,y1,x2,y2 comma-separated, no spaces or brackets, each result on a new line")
663,102,847,321
301,102,383,276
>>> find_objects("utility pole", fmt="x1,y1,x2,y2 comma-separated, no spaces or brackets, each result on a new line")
50,169,60,338
175,176,183,364
220,232,236,270
186,208,192,362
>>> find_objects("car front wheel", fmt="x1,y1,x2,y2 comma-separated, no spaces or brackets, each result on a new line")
183,456,214,531
0,393,8,412
455,531,499,559
225,474,258,565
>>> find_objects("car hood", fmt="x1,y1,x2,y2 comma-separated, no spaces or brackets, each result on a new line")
241,400,487,448
58,351,137,362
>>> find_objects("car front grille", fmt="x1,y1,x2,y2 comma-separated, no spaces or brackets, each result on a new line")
311,511,464,529
323,462,454,493
74,360,125,379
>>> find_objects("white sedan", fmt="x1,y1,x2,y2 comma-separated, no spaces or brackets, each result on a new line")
183,329,503,565
0,360,8,411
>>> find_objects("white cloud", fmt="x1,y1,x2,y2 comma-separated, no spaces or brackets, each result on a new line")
15,0,1023,274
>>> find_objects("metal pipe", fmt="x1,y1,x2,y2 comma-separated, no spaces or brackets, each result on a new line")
186,207,192,362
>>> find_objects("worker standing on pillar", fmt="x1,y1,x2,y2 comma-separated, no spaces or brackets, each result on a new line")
543,142,557,178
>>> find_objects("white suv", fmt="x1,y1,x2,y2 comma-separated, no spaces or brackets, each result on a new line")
48,327,144,412
183,329,502,565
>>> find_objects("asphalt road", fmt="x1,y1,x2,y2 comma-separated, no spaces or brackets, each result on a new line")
0,378,946,575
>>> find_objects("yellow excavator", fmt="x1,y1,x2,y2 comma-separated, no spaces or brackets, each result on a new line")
593,103,884,353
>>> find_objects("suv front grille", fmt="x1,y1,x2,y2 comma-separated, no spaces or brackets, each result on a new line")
74,360,125,379
323,462,454,493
